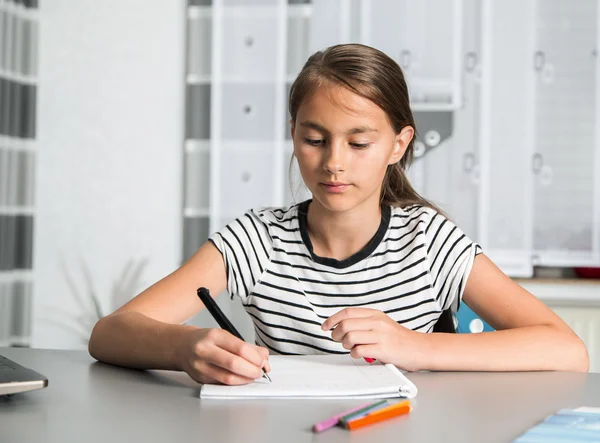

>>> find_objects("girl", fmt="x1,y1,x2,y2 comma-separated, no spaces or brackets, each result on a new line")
89,44,589,385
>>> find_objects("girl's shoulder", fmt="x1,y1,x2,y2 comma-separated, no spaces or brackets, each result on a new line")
389,203,437,226
251,202,302,228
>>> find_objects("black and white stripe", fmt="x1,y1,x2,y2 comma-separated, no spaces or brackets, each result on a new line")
210,201,482,355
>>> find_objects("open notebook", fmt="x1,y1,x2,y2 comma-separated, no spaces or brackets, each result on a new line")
199,355,418,399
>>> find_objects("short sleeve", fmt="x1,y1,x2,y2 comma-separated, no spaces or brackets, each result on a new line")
424,210,483,312
208,209,273,302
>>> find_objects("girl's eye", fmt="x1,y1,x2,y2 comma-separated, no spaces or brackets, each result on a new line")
350,143,371,149
304,138,324,146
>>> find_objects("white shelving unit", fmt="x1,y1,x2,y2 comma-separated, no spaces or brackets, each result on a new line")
478,0,600,277
183,0,600,278
531,0,600,268
365,0,464,110
183,0,468,262
0,0,38,347
184,0,314,261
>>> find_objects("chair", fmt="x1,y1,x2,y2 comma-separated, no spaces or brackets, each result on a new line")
454,302,493,333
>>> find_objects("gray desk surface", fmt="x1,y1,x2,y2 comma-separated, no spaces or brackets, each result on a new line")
1,347,599,443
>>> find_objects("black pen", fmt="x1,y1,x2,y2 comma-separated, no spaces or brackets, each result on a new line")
197,287,271,382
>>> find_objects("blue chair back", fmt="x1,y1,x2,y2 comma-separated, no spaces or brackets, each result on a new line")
454,302,493,333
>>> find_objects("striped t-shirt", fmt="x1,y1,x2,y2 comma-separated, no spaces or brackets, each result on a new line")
209,200,482,355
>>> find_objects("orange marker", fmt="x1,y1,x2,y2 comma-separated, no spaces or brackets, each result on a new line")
344,400,412,431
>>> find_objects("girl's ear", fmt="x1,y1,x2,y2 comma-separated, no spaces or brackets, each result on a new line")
389,125,414,165
290,120,295,140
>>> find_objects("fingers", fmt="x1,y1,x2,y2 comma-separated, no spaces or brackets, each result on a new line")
213,330,267,369
338,330,379,351
330,318,375,342
322,307,379,331
189,329,270,384
205,344,265,381
257,347,271,373
349,344,379,361
192,359,256,386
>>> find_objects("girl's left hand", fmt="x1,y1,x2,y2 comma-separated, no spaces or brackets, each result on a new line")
322,307,429,372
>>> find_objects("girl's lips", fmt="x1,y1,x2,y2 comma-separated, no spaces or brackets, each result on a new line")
321,183,350,193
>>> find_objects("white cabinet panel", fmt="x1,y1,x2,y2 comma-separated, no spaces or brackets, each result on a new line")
532,0,600,266
221,8,279,82
408,0,482,243
219,144,275,218
441,0,482,241
367,0,462,109
220,84,276,140
478,0,536,277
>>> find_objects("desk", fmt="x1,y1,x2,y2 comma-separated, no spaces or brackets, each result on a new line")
1,347,599,443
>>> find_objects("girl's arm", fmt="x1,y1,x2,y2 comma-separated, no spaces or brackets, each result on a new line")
324,254,589,372
421,253,589,372
88,241,270,385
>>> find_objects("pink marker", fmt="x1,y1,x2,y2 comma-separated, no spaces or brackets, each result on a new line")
312,402,374,433
364,357,375,364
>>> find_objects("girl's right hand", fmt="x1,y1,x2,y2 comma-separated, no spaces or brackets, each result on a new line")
179,328,271,386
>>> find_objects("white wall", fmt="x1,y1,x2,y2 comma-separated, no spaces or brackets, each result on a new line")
34,0,186,348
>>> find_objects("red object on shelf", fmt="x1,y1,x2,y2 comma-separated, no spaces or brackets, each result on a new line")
574,267,600,279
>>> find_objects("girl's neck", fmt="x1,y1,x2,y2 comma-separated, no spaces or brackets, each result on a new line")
306,197,384,261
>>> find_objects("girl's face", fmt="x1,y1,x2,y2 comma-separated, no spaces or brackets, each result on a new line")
291,84,414,214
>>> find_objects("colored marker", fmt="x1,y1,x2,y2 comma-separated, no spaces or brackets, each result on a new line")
312,402,374,433
344,400,412,431
339,400,389,426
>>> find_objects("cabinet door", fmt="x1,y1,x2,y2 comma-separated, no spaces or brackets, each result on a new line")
218,144,276,220
477,0,537,277
210,0,287,232
532,0,600,266
220,84,276,141
413,0,482,241
221,6,280,82
444,0,482,240
367,0,463,110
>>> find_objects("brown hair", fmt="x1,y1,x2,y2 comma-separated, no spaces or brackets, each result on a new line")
288,43,456,333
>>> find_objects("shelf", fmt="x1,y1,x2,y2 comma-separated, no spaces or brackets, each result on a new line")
187,74,303,85
188,3,312,20
0,270,33,283
411,102,457,112
0,206,35,216
515,277,600,306
0,137,36,151
0,70,37,85
187,74,295,85
185,139,210,153
183,208,210,218
186,74,211,85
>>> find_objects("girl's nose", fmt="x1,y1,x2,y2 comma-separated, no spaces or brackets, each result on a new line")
323,144,346,175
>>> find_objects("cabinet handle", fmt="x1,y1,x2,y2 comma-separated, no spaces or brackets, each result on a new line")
400,50,411,70
534,50,545,71
532,153,543,173
465,52,477,72
463,153,475,172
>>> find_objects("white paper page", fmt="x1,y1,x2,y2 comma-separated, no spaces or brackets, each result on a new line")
199,355,417,399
